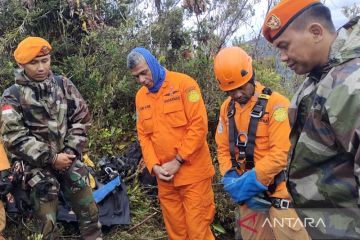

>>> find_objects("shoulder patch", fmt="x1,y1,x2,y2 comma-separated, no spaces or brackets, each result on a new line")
1,105,14,115
217,119,224,134
273,108,287,122
187,89,200,103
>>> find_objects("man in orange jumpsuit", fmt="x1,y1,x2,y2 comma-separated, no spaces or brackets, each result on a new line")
0,141,10,240
127,47,215,240
214,47,309,240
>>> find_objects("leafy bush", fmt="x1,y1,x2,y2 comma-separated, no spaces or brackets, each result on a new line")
0,1,295,239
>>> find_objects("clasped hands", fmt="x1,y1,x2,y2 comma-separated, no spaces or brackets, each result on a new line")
152,155,182,182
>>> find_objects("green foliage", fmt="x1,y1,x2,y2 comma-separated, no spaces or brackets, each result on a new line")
253,58,287,95
27,233,43,240
0,0,296,238
171,49,225,134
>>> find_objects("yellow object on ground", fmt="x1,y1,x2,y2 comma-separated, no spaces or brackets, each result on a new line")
83,153,96,189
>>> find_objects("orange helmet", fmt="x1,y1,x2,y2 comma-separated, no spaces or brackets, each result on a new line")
214,47,253,91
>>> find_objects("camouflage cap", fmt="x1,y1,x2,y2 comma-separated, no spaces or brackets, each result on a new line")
14,36,52,64
262,0,322,43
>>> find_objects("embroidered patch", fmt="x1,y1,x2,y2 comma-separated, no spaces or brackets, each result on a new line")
187,89,200,103
217,120,224,134
39,46,51,56
266,14,281,30
1,105,14,115
273,108,287,122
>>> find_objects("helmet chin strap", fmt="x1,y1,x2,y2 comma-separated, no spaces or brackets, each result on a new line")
248,70,256,86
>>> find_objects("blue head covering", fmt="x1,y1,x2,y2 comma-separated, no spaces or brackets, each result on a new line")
132,47,166,93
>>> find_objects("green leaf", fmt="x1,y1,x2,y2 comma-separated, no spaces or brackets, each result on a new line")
212,223,226,234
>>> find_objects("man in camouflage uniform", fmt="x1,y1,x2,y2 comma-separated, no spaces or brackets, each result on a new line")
0,37,102,240
262,0,360,239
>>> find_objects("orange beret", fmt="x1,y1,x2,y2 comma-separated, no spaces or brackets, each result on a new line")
262,0,322,43
14,37,52,64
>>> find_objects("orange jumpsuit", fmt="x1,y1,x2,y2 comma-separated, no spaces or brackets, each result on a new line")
0,142,9,171
216,82,309,240
136,70,215,240
0,141,10,238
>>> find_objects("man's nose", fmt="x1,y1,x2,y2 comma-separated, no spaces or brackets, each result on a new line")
229,90,243,100
280,51,288,62
138,75,147,84
37,63,45,72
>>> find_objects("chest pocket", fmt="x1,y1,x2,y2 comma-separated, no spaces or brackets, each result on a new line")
140,109,154,134
255,121,269,150
163,97,188,127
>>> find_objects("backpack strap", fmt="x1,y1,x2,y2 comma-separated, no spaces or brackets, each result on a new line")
342,16,360,30
54,75,65,95
7,84,21,103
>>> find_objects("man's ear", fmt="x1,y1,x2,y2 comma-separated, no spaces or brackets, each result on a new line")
308,23,324,43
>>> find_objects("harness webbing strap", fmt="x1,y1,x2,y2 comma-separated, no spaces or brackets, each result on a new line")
227,99,240,169
227,87,272,170
245,88,272,170
268,170,285,193
227,87,283,194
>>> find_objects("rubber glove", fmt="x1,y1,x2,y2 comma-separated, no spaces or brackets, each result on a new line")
245,193,272,212
222,168,267,204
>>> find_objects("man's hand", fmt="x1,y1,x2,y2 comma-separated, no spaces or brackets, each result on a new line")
162,159,181,176
53,153,76,171
152,165,174,182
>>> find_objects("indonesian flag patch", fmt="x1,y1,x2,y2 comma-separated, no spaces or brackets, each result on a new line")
2,105,14,115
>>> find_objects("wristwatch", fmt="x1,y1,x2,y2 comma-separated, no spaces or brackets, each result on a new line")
175,155,184,164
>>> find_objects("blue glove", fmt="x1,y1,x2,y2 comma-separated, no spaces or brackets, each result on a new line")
222,168,267,204
245,194,272,212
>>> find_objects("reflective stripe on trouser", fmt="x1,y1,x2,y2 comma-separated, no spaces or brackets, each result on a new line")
158,177,215,240
235,205,311,240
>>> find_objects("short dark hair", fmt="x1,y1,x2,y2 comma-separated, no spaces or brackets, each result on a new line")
291,4,336,33
127,51,145,69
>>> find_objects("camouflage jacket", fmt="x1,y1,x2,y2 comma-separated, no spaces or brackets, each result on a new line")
287,19,360,238
0,69,91,168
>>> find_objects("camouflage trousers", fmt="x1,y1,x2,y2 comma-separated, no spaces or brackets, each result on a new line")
29,160,102,240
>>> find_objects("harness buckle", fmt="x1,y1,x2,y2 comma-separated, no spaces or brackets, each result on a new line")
235,159,246,174
280,199,290,209
250,105,263,118
227,108,235,118
236,132,248,147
